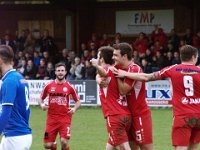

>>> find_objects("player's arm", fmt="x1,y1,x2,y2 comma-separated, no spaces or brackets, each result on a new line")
90,58,107,77
0,105,12,134
68,87,81,115
116,78,132,96
96,74,108,87
68,100,81,115
115,69,156,81
38,98,49,111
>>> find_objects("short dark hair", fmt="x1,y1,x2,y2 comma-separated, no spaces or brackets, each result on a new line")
0,45,14,64
55,62,66,70
180,45,198,61
98,46,114,65
113,42,133,60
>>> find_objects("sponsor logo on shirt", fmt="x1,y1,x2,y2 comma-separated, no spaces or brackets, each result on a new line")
182,97,200,104
50,87,56,92
63,87,68,92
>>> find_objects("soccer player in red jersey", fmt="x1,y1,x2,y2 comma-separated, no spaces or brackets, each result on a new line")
90,46,132,150
114,45,200,150
38,62,81,150
112,43,153,150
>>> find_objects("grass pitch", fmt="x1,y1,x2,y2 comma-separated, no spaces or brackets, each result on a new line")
30,106,175,150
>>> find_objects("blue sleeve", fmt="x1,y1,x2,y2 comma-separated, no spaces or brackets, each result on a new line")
0,105,12,134
2,79,17,104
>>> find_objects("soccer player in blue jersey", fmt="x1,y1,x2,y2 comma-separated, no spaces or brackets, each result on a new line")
0,45,32,150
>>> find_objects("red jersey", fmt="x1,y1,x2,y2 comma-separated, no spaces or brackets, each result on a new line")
154,63,200,116
124,63,150,116
41,80,79,123
99,66,131,118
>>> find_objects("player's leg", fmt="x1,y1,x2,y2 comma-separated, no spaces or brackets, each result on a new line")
106,143,116,150
188,127,200,150
172,116,191,150
60,138,69,150
59,123,71,150
132,112,153,150
129,141,140,150
188,143,199,150
43,123,58,150
0,134,32,150
106,115,132,150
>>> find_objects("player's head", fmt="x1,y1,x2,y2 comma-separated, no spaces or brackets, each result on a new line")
55,62,67,81
0,45,14,65
180,45,198,64
112,42,133,66
98,46,114,65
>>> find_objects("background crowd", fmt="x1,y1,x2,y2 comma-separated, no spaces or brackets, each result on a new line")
1,25,200,80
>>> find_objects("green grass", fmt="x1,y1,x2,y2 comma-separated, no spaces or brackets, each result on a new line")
30,106,174,150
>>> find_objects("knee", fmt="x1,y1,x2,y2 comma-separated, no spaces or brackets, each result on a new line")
44,143,53,149
60,138,69,148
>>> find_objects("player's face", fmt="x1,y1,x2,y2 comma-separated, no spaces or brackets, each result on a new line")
112,49,123,66
55,66,67,81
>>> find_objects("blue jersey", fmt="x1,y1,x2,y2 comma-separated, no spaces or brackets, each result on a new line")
0,69,32,137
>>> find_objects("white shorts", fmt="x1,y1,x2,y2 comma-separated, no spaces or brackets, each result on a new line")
0,134,32,150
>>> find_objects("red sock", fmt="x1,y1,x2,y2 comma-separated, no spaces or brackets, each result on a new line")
51,143,57,150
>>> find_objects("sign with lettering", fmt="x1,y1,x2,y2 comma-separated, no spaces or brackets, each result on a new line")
145,80,172,107
116,9,174,34
28,80,98,106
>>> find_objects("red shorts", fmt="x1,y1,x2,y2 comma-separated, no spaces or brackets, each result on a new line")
172,114,200,146
106,114,132,147
131,112,153,145
44,122,71,143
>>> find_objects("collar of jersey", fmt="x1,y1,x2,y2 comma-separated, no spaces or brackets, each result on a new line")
2,69,16,81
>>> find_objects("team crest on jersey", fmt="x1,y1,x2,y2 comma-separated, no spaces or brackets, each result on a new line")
63,87,68,92
51,87,56,92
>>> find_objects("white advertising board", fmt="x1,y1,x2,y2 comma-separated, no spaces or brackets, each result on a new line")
116,9,174,34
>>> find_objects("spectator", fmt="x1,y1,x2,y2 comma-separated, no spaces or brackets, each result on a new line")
168,28,180,50
183,28,193,45
1,34,16,52
36,58,47,79
100,33,112,46
87,33,100,50
151,25,167,47
69,57,84,80
133,32,149,55
44,61,55,80
24,59,38,79
84,60,96,80
165,51,173,66
172,51,181,65
192,31,200,49
141,58,152,73
33,51,41,67
16,59,27,75
40,29,57,56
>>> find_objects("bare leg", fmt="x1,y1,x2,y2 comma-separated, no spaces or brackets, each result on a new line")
174,146,188,150
188,143,199,150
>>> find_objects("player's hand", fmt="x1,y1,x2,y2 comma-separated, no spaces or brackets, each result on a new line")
68,108,76,115
90,58,98,67
114,69,126,78
40,104,49,111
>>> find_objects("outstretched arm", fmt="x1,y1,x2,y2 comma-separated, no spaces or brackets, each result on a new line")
114,69,156,81
90,58,107,77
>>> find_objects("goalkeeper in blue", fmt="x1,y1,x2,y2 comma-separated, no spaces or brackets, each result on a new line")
0,45,32,150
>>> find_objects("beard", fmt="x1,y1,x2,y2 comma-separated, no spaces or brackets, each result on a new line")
56,75,65,81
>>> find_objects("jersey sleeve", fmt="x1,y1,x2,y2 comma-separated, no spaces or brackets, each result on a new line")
1,79,17,105
40,83,49,100
70,84,80,102
154,65,176,80
124,65,141,87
